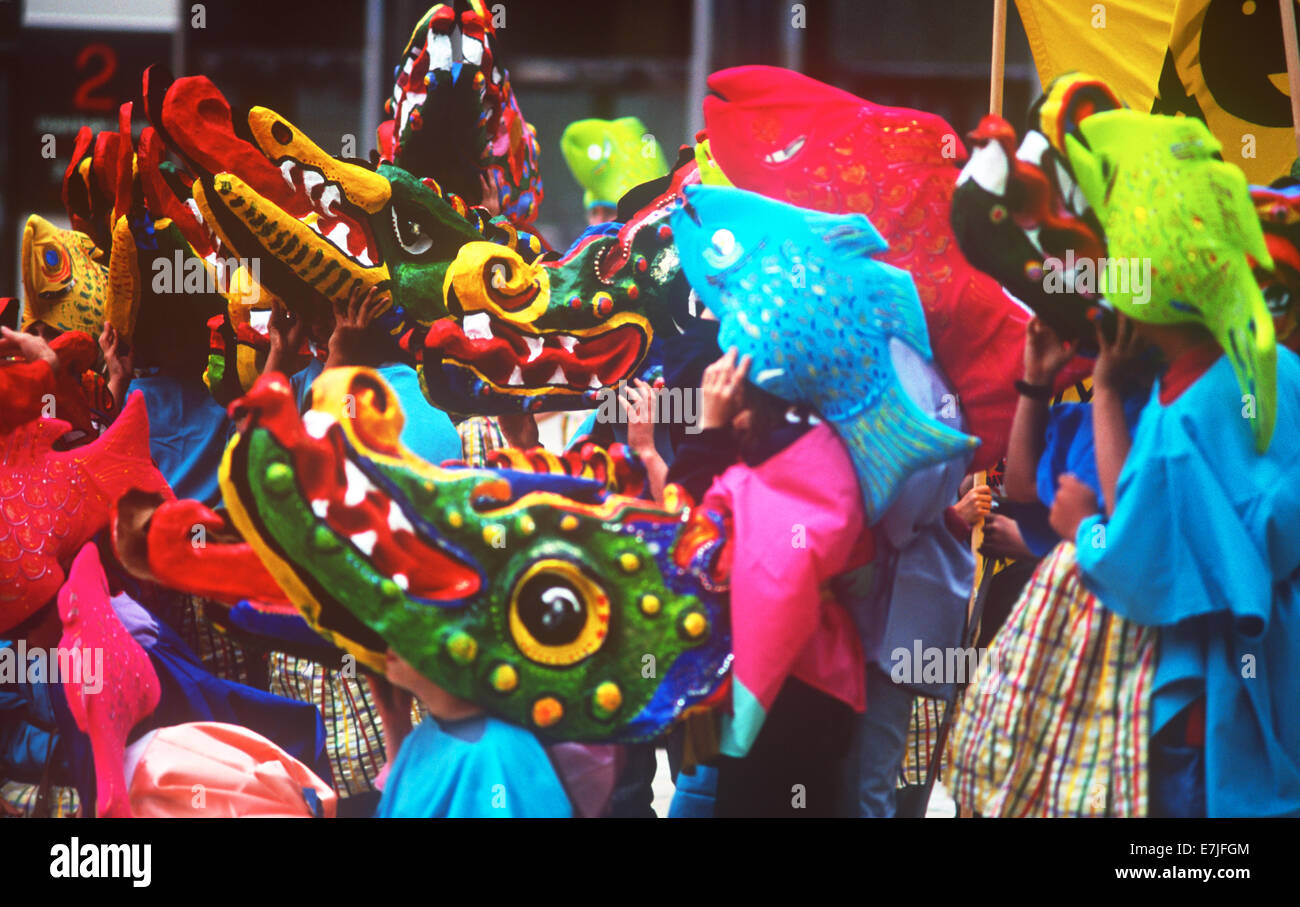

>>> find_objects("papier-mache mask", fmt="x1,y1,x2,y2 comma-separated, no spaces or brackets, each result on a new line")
670,184,978,522
1252,180,1300,350
20,215,110,339
701,64,1025,473
560,117,669,211
219,368,733,742
378,1,542,225
0,391,170,633
952,73,1120,345
1065,110,1277,451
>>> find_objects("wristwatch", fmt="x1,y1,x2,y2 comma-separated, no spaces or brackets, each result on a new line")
1014,379,1053,401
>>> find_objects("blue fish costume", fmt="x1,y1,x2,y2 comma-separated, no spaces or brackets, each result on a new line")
670,185,978,522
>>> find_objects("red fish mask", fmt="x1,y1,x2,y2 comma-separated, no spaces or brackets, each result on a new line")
0,391,171,633
703,66,1028,472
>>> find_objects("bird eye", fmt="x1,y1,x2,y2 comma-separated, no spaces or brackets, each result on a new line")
391,205,434,255
509,559,610,666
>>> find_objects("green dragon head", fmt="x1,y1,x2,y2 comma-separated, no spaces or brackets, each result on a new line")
145,69,697,416
219,367,733,741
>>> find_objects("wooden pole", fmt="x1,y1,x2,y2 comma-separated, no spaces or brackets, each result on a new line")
990,0,1007,117
1282,0,1300,160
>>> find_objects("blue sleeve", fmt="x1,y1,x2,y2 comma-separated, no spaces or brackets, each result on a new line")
1074,444,1271,632
379,364,464,464
290,359,325,413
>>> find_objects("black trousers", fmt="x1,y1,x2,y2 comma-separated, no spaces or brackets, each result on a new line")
712,677,854,817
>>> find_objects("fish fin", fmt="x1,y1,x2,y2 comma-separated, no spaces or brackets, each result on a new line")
870,263,934,358
74,391,171,500
836,383,978,523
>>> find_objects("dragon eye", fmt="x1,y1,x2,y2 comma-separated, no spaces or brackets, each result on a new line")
391,206,434,255
509,559,610,666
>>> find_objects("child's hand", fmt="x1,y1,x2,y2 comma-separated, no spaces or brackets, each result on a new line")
267,298,309,355
98,322,132,382
1023,317,1074,385
1049,474,1100,541
954,483,993,527
497,412,539,449
699,348,751,431
1092,313,1144,393
477,173,501,217
980,512,1033,560
619,378,661,456
325,284,388,368
0,325,60,375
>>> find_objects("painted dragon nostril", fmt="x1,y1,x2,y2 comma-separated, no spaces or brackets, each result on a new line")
271,120,293,144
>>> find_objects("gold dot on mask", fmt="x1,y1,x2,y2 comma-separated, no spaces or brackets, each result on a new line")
682,612,708,638
618,552,640,572
532,696,563,728
490,663,518,692
593,682,622,718
446,632,478,665
640,594,661,615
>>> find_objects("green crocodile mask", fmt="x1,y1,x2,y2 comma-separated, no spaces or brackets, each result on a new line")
219,367,733,742
1065,110,1277,451
148,70,690,416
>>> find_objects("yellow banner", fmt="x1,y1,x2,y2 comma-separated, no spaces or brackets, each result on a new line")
1014,0,1173,110
1016,0,1300,184
1154,0,1299,184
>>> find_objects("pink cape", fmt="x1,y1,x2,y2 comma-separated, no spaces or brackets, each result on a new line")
702,424,871,755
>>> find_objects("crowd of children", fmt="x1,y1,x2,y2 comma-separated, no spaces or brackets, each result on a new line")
3,3,1300,820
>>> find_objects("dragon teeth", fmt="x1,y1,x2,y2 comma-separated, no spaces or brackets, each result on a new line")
387,500,414,535
507,365,524,386
547,366,568,386
318,184,342,216
279,160,297,190
343,460,374,507
462,312,493,340
555,334,577,352
326,221,351,252
429,34,453,71
588,373,603,389
462,34,484,66
392,573,409,590
303,410,336,439
349,530,378,556
302,169,325,198
311,499,329,518
523,335,544,362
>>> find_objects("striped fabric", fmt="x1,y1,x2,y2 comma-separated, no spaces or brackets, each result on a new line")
898,697,947,788
946,541,1155,817
457,415,508,467
267,653,389,798
154,594,260,686
0,781,82,818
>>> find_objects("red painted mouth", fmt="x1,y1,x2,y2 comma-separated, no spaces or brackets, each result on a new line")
236,378,480,603
422,312,648,392
274,158,381,270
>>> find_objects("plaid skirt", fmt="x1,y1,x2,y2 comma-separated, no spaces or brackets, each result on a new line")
946,541,1155,817
898,697,946,788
